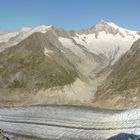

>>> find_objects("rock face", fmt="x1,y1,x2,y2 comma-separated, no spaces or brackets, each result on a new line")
107,133,140,140
93,39,140,109
0,129,9,140
0,20,140,108
0,32,78,89
0,31,80,106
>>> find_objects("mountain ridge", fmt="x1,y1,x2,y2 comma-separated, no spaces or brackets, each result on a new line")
93,39,140,109
0,20,140,108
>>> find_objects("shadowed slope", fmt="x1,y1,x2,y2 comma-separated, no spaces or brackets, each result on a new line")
93,39,140,109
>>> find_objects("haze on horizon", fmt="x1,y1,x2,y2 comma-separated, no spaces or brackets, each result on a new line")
0,0,140,31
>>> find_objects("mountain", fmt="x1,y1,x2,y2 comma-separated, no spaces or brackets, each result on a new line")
93,39,140,109
0,30,80,106
72,20,139,64
0,20,139,107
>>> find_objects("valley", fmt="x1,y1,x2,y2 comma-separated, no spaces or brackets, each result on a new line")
0,20,140,109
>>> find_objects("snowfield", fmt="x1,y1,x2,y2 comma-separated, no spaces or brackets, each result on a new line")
0,105,140,140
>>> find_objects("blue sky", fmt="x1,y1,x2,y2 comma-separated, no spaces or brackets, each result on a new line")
0,0,140,31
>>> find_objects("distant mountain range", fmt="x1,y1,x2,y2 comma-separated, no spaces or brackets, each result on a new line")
0,20,139,109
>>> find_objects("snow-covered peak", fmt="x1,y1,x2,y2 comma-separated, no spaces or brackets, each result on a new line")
96,20,119,28
72,21,140,64
0,24,54,53
107,22,138,36
19,27,32,33
95,20,127,31
0,25,53,44
88,20,139,39
107,22,120,28
0,31,19,43
107,22,135,32
33,25,53,33
89,20,121,37
92,20,108,28
96,19,108,25
19,25,53,34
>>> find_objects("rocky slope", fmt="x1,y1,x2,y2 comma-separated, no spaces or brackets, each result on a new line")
93,39,140,109
0,31,79,105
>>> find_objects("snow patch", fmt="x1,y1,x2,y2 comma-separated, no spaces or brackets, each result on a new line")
59,37,85,57
33,25,53,33
44,48,53,57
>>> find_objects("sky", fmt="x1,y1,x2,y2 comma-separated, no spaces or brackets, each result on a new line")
0,0,140,31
